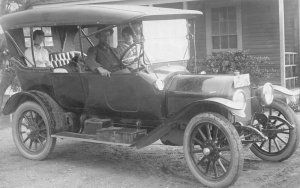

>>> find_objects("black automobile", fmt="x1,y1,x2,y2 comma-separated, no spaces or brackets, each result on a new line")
0,5,299,188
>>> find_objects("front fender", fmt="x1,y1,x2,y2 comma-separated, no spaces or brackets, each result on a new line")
273,85,298,97
273,85,299,106
170,98,246,120
204,98,246,117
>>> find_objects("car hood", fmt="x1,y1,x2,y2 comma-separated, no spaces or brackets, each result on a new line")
167,74,237,99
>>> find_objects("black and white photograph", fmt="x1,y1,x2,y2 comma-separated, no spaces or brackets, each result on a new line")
0,0,300,187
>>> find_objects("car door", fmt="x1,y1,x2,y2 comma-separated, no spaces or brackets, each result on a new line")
105,73,138,112
51,72,86,109
82,72,138,114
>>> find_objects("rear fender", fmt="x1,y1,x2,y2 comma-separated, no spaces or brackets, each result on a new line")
3,90,66,133
3,91,43,115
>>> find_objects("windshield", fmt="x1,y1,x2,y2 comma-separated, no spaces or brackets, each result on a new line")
143,19,189,64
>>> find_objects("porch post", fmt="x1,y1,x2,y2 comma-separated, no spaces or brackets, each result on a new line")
279,0,285,87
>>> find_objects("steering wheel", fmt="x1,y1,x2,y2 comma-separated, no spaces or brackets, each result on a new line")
120,42,144,67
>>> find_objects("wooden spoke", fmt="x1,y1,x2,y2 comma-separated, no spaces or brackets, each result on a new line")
198,127,207,141
217,159,227,173
23,136,30,143
206,124,212,140
219,155,230,164
213,161,218,178
29,139,33,149
192,149,203,154
39,134,46,140
198,156,207,165
259,140,266,148
20,123,29,129
276,136,287,145
205,160,211,174
192,137,205,148
273,139,281,151
268,139,272,153
212,127,219,141
37,138,44,148
219,146,230,151
275,122,285,128
277,111,282,117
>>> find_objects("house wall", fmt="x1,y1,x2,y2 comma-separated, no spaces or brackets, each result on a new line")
241,0,281,85
285,0,298,52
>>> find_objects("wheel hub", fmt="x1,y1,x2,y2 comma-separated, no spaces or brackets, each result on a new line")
25,129,31,136
203,148,211,155
264,122,278,139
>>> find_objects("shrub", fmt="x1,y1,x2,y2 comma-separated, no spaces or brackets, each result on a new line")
190,50,271,86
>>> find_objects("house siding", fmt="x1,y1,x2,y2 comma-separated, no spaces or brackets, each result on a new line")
241,0,281,85
285,0,298,52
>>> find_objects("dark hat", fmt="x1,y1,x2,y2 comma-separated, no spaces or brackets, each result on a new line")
95,27,114,38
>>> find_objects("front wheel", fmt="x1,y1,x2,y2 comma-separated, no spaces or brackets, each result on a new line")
250,100,300,162
183,113,243,188
12,101,56,160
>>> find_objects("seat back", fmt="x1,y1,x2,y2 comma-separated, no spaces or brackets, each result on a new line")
49,51,81,68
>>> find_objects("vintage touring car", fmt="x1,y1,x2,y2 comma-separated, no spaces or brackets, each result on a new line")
0,4,299,188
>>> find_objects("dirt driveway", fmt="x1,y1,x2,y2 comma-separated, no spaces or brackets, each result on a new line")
1,114,300,188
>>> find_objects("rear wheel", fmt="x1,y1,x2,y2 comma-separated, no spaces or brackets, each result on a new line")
250,100,300,161
183,113,243,188
12,101,56,160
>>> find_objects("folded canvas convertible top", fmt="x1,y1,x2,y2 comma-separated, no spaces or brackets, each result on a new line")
0,4,202,30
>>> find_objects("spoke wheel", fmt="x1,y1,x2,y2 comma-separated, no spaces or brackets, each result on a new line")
183,113,243,188
12,101,56,160
250,100,300,162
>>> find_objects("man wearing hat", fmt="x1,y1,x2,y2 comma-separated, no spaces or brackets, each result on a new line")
86,28,121,77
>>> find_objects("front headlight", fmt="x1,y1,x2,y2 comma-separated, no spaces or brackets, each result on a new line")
232,89,246,110
154,79,164,91
260,83,274,105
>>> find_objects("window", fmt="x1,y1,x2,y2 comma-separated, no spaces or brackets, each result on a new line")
206,3,242,54
211,7,237,50
23,27,53,47
285,52,299,89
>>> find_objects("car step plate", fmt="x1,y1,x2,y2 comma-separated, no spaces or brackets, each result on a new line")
51,127,147,145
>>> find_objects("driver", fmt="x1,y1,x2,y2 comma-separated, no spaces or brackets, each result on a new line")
115,27,135,60
86,28,121,77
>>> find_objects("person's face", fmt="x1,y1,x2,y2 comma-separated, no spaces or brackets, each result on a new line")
34,34,45,45
98,31,111,44
123,32,133,45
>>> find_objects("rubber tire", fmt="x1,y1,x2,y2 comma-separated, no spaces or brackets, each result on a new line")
250,100,300,162
12,101,56,160
183,113,243,188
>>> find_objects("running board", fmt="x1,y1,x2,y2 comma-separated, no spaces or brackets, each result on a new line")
51,132,131,146
51,127,147,146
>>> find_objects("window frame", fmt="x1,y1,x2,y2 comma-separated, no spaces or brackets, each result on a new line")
23,26,54,48
205,1,242,55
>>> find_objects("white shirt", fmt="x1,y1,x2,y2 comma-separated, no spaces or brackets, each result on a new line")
24,45,51,67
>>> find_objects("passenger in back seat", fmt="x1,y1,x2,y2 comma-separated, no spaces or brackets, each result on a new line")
24,30,51,68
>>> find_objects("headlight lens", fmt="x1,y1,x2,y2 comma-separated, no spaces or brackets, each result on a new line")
232,90,246,109
154,79,164,91
261,83,274,105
